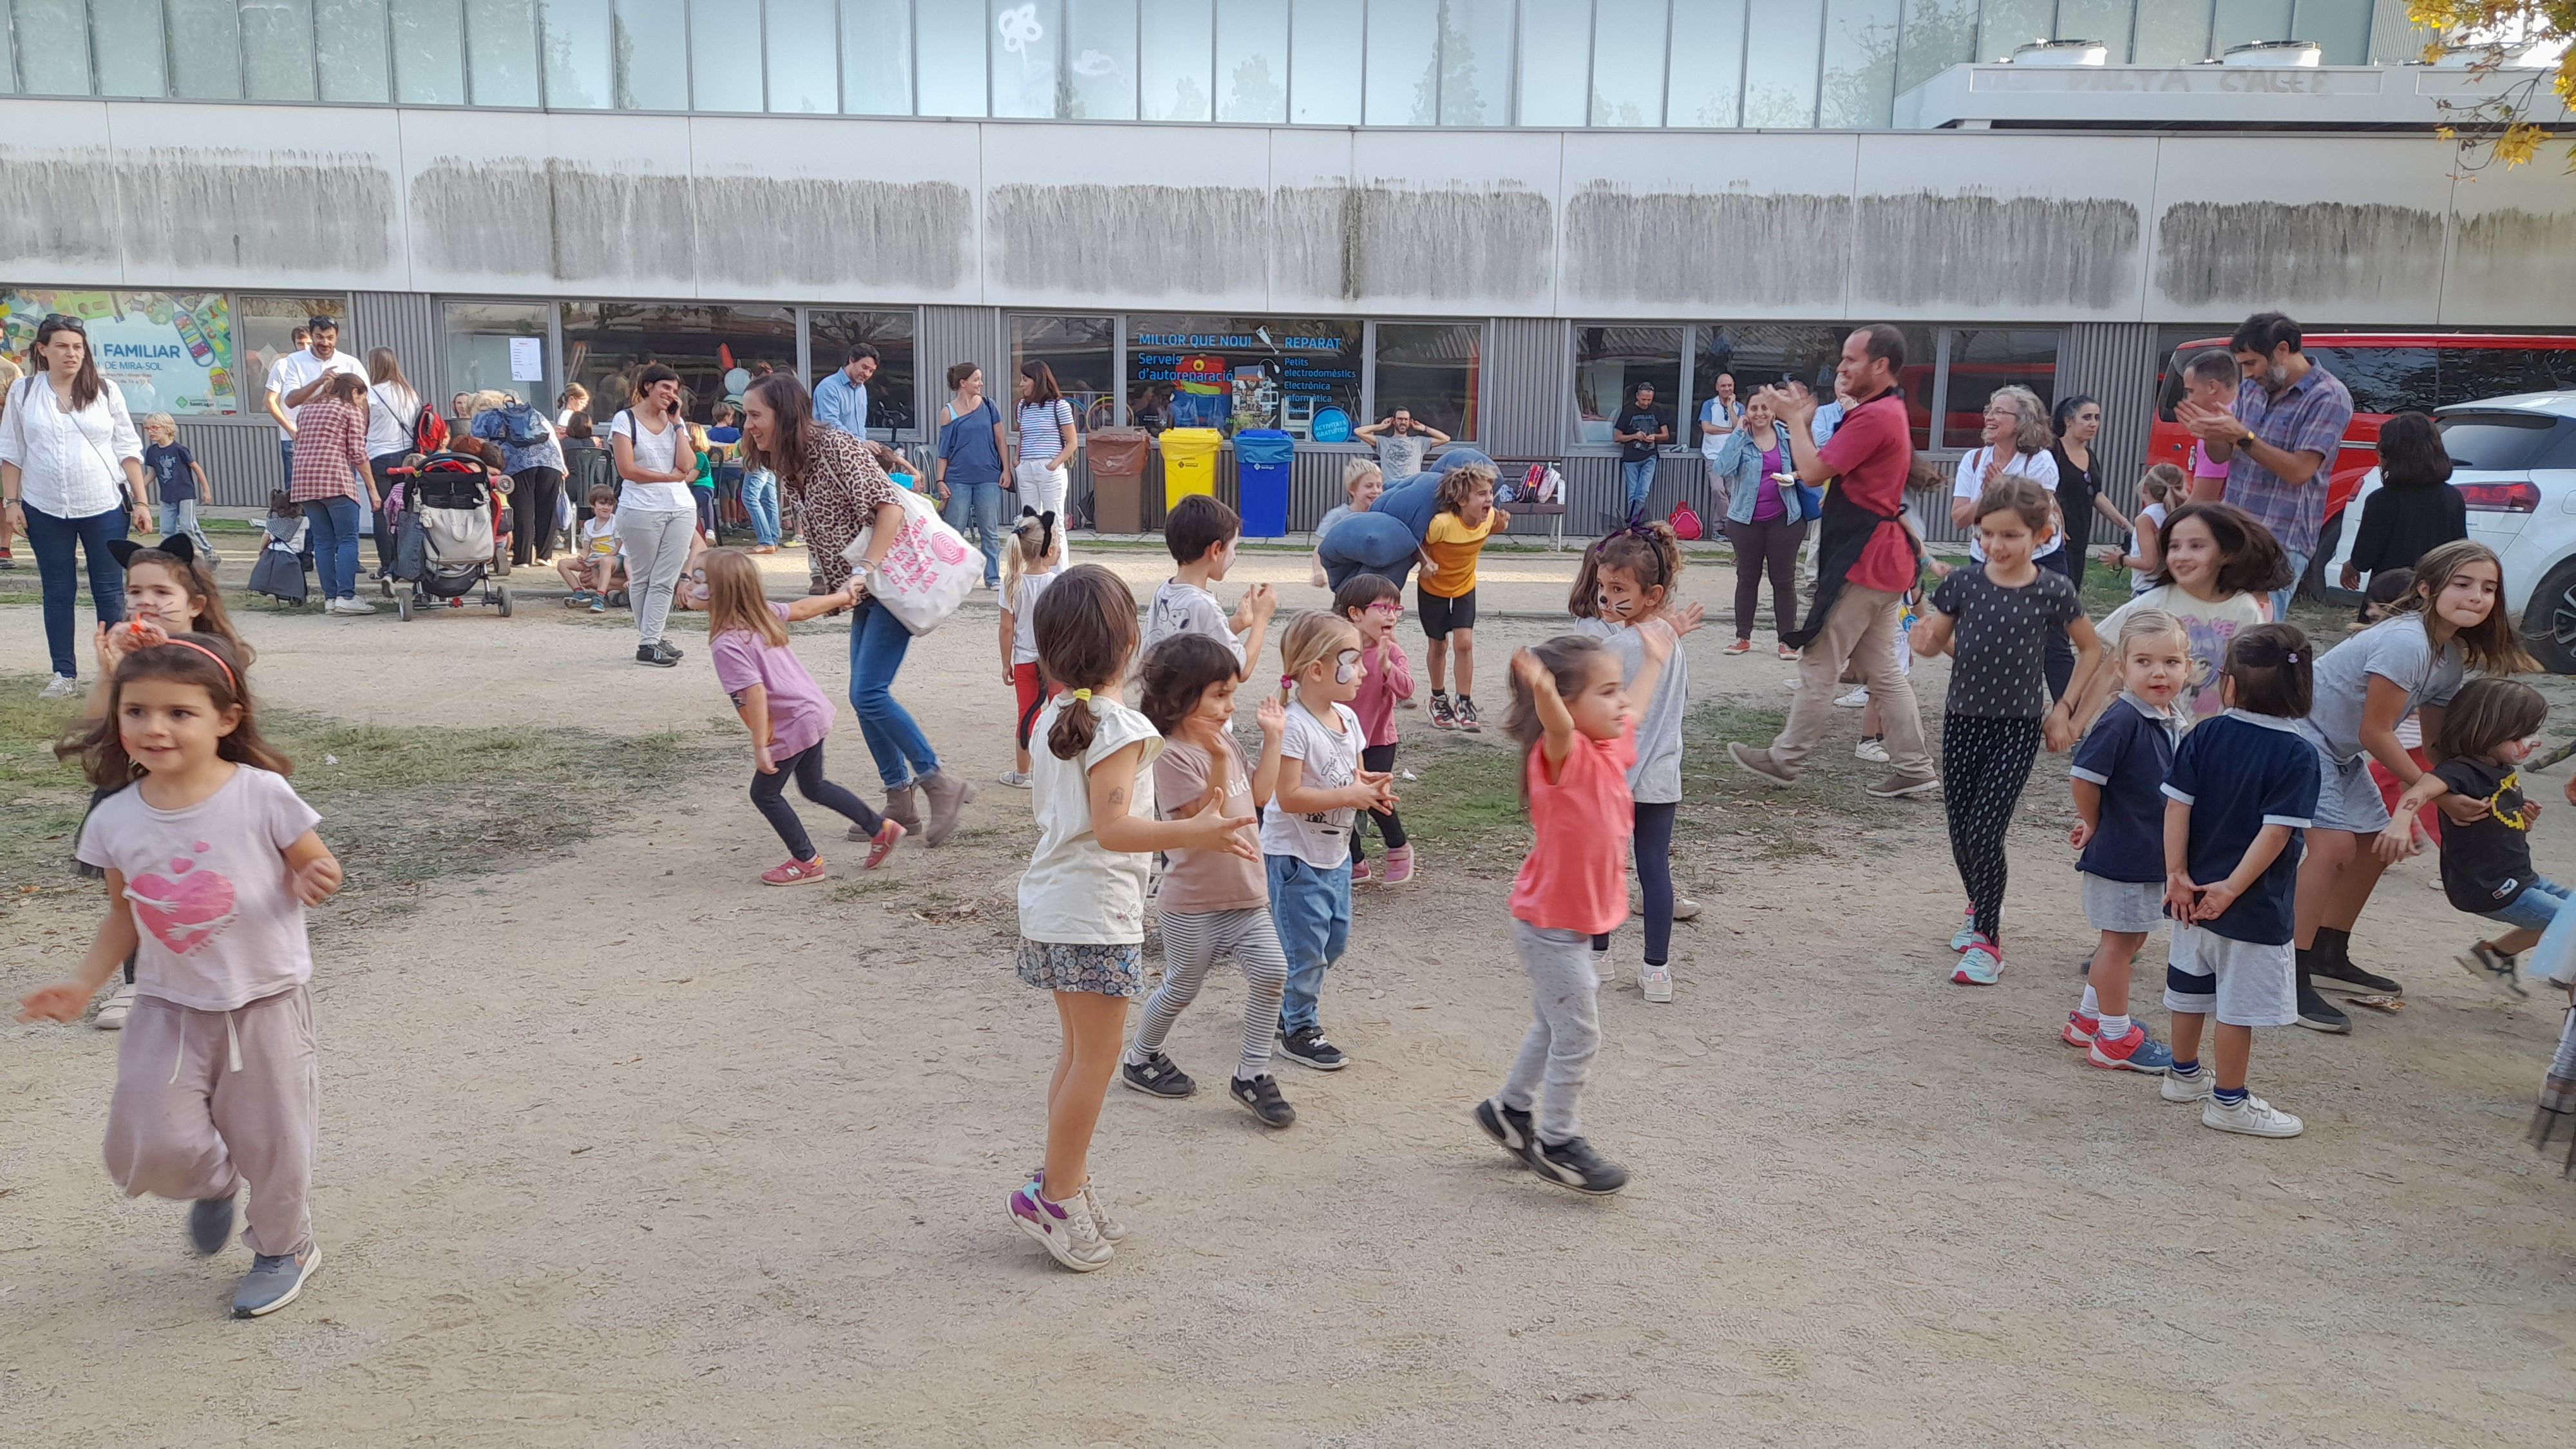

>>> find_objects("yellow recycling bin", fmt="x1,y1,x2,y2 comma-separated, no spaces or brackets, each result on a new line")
1160,428,1223,511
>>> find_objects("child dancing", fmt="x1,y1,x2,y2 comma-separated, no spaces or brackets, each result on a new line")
2378,678,2558,980
1335,573,1416,885
2063,609,2191,1072
997,507,1065,788
1267,610,1397,1071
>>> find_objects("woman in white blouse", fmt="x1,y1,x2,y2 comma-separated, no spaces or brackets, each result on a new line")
0,314,151,697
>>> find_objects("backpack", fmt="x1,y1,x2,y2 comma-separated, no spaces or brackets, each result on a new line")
407,401,448,455
497,399,549,448
1522,462,1563,504
1668,501,1703,542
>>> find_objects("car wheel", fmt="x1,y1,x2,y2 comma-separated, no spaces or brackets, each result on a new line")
2523,559,2576,676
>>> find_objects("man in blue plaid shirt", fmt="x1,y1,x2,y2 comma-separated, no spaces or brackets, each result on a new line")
2177,312,2354,621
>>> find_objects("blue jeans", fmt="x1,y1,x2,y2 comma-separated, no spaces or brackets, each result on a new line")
942,478,1003,587
302,496,363,600
23,502,129,677
156,498,213,554
847,596,942,790
2486,875,2570,935
278,438,295,486
2271,548,2311,625
1621,459,1658,520
1267,853,1352,1035
741,469,781,547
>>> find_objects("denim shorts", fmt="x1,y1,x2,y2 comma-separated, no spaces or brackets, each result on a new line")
2483,875,2570,934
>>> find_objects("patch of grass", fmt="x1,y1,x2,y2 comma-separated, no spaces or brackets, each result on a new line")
1677,704,1908,861
1381,735,1526,853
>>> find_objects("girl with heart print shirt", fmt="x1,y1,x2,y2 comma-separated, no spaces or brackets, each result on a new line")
18,634,343,1321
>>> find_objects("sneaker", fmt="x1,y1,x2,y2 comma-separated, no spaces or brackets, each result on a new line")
2295,978,2351,1034
1120,1050,1197,1099
231,1245,321,1317
2311,956,2403,997
2087,1023,2174,1075
1379,845,1415,885
1278,1025,1347,1071
635,642,679,668
1454,697,1482,733
863,818,904,869
562,591,596,608
1727,742,1797,788
2060,1011,2097,1048
1723,638,1752,655
919,770,974,848
996,769,1031,789
38,673,82,700
1670,896,1701,922
93,981,136,1030
1593,950,1616,985
2202,1094,2304,1138
187,1195,236,1256
1008,1183,1114,1272
1777,644,1801,661
1428,694,1457,730
343,596,379,614
1853,736,1889,764
1953,934,2003,985
1230,1074,1296,1128
1474,1097,1537,1156
1640,963,1674,1003
1834,685,1870,708
1350,858,1375,885
1948,905,1978,952
1868,772,1940,800
1025,1167,1126,1243
588,597,607,614
761,857,828,886
1527,1136,1629,1196
2161,1067,2213,1103
2459,941,2527,995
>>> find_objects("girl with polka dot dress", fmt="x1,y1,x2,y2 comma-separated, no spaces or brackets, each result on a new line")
1913,480,2101,984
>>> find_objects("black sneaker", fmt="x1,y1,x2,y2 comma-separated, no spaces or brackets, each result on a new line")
2311,956,2403,996
1119,1050,1196,1099
1527,1135,1629,1196
1473,1098,1535,1156
2459,942,2528,996
2295,977,2352,1034
187,1194,236,1256
635,643,678,668
1278,1025,1347,1071
1229,1074,1296,1127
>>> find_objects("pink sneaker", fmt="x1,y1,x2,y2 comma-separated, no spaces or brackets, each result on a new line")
1379,845,1414,884
762,857,828,886
865,819,905,869
2060,1011,2097,1047
1350,858,1375,885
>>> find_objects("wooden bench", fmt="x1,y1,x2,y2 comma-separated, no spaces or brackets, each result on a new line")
1488,455,1569,549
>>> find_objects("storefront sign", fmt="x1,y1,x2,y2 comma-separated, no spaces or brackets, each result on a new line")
1130,317,1360,438
0,289,235,414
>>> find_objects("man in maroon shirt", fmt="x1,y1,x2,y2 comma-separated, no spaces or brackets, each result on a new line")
1730,325,1938,799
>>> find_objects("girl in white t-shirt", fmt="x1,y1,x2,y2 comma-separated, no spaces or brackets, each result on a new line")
19,634,341,1320
1264,610,1398,1072
2103,464,2183,598
2072,501,2288,728
996,507,1065,788
1009,565,1257,1274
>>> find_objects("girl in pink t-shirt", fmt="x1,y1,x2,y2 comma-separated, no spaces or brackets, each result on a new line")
701,549,900,886
1334,572,1416,885
1473,623,1671,1198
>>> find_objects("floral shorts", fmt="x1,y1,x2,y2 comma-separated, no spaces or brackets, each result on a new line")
1016,938,1144,998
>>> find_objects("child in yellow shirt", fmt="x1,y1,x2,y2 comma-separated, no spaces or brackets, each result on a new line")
1417,462,1499,732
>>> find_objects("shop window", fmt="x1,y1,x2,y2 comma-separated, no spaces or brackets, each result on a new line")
1696,323,1936,448
239,294,353,423
1373,323,1482,442
1011,314,1117,433
808,308,918,435
1126,315,1363,439
444,300,552,411
0,289,238,415
1940,327,2058,448
1575,326,1682,446
560,301,796,424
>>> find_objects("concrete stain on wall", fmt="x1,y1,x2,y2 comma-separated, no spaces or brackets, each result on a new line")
0,150,119,267
2449,207,2576,314
1855,193,2139,309
412,158,693,285
2155,200,2444,308
1564,185,1852,307
694,175,971,291
113,149,394,274
989,184,1267,297
1273,185,1553,303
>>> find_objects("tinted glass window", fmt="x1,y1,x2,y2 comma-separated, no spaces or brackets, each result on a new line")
2439,413,2576,472
808,309,918,435
1575,326,1682,446
1126,315,1363,439
560,301,797,424
1942,328,2058,449
2304,345,2437,417
2438,346,2576,408
1010,314,1117,433
1374,323,1482,442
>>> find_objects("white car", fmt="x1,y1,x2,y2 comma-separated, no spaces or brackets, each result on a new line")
2318,390,2576,672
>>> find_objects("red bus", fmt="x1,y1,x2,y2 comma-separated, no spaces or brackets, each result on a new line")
2150,332,2576,580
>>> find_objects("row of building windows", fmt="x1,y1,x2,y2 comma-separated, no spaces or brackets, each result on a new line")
3,0,2419,126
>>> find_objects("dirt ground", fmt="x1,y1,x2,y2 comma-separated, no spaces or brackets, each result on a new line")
4,544,2574,1448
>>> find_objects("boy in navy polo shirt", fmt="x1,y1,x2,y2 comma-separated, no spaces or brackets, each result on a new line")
2158,623,2321,1139
2065,609,2193,1074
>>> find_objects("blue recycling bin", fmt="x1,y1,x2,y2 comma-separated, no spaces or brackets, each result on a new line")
1234,429,1294,538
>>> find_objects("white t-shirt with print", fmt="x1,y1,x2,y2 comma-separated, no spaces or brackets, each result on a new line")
1018,696,1162,945
1259,700,1362,868
1142,578,1242,665
75,766,322,1012
610,409,692,513
1009,569,1059,665
1952,447,2063,563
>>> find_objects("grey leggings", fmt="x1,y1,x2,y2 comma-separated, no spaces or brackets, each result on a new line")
616,506,694,647
1497,921,1601,1144
1130,907,1289,1083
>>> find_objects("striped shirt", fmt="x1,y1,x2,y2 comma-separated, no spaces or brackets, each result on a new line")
2222,364,2353,558
1016,398,1074,462
288,397,370,503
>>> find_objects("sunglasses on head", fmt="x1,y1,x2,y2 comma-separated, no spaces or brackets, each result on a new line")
39,313,85,334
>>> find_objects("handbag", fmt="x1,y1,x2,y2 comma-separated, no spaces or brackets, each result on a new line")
841,485,978,636
1667,501,1702,541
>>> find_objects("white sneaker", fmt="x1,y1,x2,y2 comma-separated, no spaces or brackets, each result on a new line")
1671,897,1702,922
2202,1094,2304,1138
1854,737,1889,764
1640,964,1674,1003
1009,1181,1115,1271
1594,952,1616,985
2160,1069,2213,1104
93,981,135,1030
997,770,1031,789
330,597,377,616
39,673,82,699
1834,686,1869,708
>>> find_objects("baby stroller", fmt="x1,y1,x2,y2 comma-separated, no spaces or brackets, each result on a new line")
247,511,310,606
383,451,513,621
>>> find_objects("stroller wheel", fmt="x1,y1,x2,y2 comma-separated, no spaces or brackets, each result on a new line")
496,586,514,618
379,577,392,598
396,592,414,621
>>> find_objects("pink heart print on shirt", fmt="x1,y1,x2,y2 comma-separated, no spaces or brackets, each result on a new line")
126,842,238,956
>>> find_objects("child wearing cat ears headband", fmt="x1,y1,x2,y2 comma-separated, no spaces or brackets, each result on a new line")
997,506,1065,790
